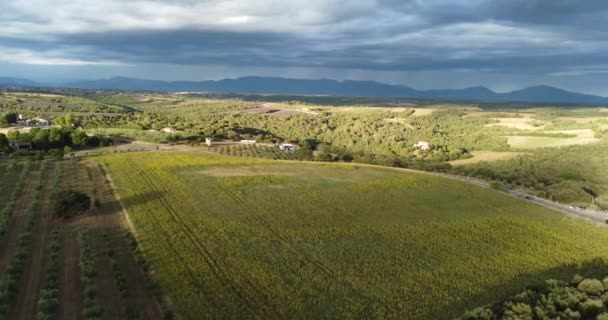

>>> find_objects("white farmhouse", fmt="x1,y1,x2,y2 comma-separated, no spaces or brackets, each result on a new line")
279,143,297,152
205,137,213,147
161,127,177,133
26,117,52,126
413,141,430,150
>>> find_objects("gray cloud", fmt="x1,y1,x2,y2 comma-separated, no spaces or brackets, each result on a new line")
1,0,608,93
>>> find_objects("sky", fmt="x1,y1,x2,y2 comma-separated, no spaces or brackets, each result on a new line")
1,0,608,95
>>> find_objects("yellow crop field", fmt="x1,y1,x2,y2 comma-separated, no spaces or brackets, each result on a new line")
100,152,608,319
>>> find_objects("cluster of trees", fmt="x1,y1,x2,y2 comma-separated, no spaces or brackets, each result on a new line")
74,95,508,162
0,129,113,158
83,105,507,170
0,94,129,114
452,141,608,206
3,93,511,167
0,112,18,125
462,275,608,320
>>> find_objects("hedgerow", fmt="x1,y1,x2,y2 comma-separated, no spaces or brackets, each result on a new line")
0,160,47,317
78,229,103,320
35,230,60,320
0,160,31,237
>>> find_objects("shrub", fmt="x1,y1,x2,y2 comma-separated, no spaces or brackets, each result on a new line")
580,298,604,316
597,313,608,320
52,190,91,218
578,279,604,295
490,181,506,191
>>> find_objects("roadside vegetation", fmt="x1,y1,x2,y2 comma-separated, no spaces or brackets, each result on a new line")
453,140,608,207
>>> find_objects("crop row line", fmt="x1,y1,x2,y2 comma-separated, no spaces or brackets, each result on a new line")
0,160,47,316
124,159,260,315
0,160,32,238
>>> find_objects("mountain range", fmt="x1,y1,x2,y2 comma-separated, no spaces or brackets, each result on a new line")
1,76,607,105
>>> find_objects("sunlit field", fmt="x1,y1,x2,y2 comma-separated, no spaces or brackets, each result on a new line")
100,152,608,319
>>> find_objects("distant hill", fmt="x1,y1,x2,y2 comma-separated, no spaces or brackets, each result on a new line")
1,75,607,105
498,85,608,105
67,76,608,105
0,77,38,87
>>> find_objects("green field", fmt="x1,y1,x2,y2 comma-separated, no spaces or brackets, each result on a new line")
98,152,608,319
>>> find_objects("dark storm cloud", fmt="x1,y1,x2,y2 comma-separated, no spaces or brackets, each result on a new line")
1,0,608,88
54,30,313,66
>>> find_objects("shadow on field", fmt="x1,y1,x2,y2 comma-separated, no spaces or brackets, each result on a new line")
451,257,608,318
118,191,164,209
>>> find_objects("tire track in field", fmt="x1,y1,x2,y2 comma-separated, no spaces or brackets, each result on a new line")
125,159,265,317
8,161,54,320
118,160,211,310
217,183,384,316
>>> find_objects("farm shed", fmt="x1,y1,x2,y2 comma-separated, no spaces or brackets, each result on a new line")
9,140,32,150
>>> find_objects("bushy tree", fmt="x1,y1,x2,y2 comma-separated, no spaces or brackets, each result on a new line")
2,112,18,124
578,279,604,295
52,190,91,218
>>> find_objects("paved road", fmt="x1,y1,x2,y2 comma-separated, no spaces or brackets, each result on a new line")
416,170,608,226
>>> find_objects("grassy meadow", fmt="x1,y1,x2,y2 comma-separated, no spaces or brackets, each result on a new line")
99,151,608,319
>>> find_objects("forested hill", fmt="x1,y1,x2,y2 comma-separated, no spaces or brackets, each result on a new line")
2,76,608,105
68,77,608,105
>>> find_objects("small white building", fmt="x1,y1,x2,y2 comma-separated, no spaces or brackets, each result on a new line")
161,127,177,133
240,140,256,145
279,143,297,152
205,137,213,147
413,141,430,150
26,117,52,126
